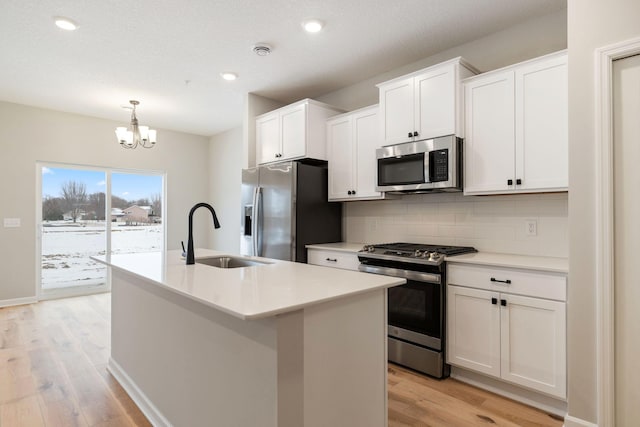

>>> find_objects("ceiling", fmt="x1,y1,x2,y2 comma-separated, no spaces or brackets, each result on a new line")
1,0,566,137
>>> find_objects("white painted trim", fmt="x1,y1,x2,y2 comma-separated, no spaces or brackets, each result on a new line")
0,296,38,308
450,367,567,417
107,358,172,427
564,414,599,427
594,36,640,427
39,285,109,301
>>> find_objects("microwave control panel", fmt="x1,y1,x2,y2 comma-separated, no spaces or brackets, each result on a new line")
429,149,448,182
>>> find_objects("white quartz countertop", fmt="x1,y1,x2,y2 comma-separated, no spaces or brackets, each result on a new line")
305,242,568,274
305,242,365,253
93,249,404,320
445,252,568,273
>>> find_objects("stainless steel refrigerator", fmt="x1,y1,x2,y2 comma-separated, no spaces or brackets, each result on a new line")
241,160,342,263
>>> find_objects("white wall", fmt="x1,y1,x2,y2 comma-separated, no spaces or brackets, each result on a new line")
567,0,640,424
0,101,210,302
209,126,242,253
345,193,568,257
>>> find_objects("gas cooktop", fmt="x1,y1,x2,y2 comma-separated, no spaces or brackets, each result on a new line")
358,242,477,266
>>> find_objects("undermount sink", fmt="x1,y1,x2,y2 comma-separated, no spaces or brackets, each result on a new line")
195,255,271,269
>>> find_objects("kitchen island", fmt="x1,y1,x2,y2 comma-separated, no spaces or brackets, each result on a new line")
94,249,404,427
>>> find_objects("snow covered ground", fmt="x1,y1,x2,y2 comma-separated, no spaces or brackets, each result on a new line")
41,221,163,290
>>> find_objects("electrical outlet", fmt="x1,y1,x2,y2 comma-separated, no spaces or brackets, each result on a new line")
525,219,537,236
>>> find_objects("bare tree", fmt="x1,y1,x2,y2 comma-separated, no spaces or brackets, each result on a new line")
61,181,88,223
42,196,64,221
88,192,106,220
111,195,129,209
151,193,162,218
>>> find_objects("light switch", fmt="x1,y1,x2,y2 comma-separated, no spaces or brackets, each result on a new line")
4,218,21,228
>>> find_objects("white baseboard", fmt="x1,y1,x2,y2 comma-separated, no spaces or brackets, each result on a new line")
0,296,37,308
107,358,172,427
564,414,598,427
450,367,567,417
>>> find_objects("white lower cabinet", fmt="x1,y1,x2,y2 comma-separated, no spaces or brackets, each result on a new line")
447,263,566,399
307,248,360,271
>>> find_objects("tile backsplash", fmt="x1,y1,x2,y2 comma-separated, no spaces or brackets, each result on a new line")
343,192,568,258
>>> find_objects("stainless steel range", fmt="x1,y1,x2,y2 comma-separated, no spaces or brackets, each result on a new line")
358,242,477,378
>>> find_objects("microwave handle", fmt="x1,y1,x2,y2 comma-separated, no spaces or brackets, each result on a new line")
423,151,431,184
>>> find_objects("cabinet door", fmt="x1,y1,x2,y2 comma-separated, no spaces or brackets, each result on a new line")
280,103,307,160
464,72,516,195
256,113,280,164
327,116,354,200
415,65,455,141
353,108,384,199
379,77,415,146
447,286,501,378
500,294,566,398
515,55,568,192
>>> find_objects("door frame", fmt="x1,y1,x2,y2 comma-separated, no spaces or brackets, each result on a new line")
594,36,640,427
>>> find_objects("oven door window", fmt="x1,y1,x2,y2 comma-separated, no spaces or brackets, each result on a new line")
388,279,440,339
378,153,425,186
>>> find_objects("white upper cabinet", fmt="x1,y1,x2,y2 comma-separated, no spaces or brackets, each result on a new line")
464,51,568,195
377,58,478,146
327,105,385,201
256,99,344,165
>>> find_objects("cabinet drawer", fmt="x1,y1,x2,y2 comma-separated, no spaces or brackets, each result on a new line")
307,249,360,271
447,263,566,301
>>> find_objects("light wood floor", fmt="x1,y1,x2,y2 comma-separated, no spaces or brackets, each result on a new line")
0,294,564,426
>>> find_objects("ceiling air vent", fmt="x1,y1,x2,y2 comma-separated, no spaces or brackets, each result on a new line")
252,44,272,56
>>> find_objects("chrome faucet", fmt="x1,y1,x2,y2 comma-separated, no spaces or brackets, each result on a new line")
186,202,221,265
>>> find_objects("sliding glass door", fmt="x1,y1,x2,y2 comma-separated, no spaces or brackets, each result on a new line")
38,163,165,299
111,172,163,255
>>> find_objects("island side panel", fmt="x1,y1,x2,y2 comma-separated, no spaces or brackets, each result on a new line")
110,269,279,427
302,288,388,427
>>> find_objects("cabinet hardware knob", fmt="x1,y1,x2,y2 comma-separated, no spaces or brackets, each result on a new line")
408,132,413,138
507,179,513,186
352,190,356,195
501,299,507,306
490,277,512,284
516,178,522,185
413,131,419,137
347,190,352,195
326,258,337,262
491,297,498,305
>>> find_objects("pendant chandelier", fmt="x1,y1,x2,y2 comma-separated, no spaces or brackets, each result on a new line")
115,100,157,149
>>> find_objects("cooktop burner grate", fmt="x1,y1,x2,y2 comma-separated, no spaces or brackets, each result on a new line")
370,242,477,256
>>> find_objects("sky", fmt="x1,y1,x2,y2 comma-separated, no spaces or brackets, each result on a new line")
42,166,162,201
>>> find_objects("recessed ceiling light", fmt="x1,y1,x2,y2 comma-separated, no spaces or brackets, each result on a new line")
221,72,237,81
54,16,78,31
302,19,323,33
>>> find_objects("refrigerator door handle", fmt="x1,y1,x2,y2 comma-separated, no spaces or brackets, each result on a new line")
253,187,262,257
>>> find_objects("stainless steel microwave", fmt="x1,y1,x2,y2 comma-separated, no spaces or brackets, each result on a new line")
376,135,462,193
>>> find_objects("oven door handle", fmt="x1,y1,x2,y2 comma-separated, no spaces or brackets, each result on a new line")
358,264,441,284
